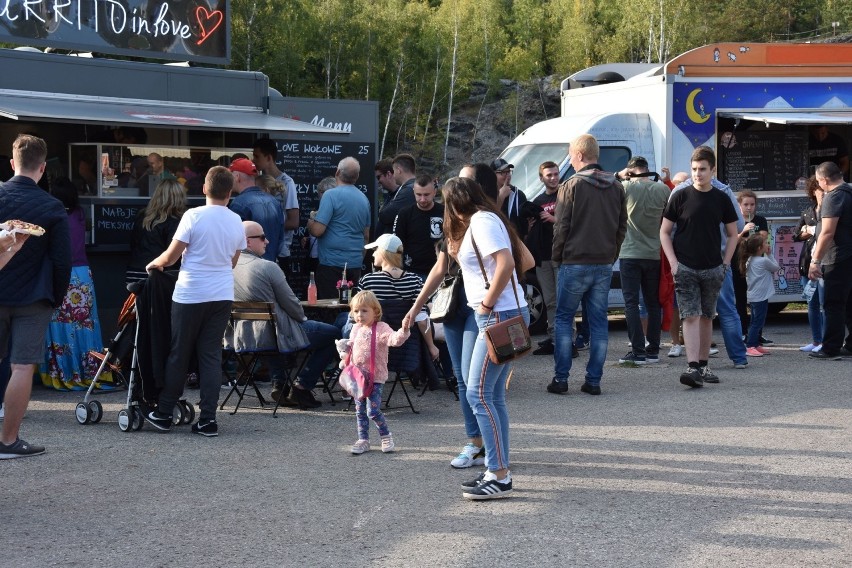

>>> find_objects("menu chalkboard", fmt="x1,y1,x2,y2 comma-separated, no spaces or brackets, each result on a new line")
275,140,377,297
92,203,141,246
720,130,808,192
756,195,812,219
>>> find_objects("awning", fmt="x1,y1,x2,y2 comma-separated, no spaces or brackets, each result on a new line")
0,89,345,134
718,110,852,125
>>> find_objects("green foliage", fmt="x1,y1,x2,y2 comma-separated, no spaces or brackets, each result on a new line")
223,0,847,160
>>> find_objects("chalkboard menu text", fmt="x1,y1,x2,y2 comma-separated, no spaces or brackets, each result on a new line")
720,130,808,192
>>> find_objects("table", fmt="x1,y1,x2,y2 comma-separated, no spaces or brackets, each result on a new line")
300,299,350,325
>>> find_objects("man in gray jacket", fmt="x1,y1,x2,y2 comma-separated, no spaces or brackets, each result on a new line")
231,221,340,409
549,134,627,397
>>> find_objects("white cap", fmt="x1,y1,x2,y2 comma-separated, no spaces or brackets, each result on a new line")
364,233,403,252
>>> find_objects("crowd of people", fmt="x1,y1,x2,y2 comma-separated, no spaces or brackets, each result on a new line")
1,130,850,506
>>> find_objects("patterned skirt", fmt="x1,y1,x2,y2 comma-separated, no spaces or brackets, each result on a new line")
40,266,113,390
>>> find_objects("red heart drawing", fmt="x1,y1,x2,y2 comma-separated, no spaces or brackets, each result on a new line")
195,6,223,46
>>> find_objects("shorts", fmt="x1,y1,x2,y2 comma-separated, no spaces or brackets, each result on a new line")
0,301,54,364
674,264,725,320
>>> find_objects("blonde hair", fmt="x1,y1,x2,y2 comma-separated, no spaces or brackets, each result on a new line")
350,290,383,321
570,134,599,162
256,174,286,200
375,248,403,269
143,179,187,230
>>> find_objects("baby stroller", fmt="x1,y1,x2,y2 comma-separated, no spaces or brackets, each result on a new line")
74,271,196,431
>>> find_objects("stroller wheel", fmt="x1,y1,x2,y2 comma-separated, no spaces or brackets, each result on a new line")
172,402,186,426
183,402,196,425
118,409,132,432
75,403,91,425
88,400,103,424
131,406,144,431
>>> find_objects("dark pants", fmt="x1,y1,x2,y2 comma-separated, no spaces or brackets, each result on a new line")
821,261,852,355
620,258,662,356
158,300,232,422
732,250,750,335
316,264,362,300
267,320,341,390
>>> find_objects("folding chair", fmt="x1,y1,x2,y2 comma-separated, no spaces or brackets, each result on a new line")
380,299,422,414
220,301,309,416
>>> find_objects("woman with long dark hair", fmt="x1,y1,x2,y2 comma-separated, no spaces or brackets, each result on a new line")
408,177,528,500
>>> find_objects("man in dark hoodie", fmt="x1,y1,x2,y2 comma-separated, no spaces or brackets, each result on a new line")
0,134,71,458
548,134,627,396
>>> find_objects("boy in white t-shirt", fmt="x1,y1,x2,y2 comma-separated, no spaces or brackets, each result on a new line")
144,166,246,437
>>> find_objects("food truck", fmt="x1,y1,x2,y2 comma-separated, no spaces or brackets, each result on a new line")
0,1,379,328
498,42,852,322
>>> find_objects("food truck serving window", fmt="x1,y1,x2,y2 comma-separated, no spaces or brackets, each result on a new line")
70,143,250,199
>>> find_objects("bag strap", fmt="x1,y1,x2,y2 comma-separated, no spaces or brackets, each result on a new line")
470,235,522,313
369,322,377,377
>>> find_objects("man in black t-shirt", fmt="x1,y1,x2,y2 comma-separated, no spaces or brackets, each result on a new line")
808,161,852,359
732,190,770,337
660,146,739,388
527,161,560,354
393,174,444,280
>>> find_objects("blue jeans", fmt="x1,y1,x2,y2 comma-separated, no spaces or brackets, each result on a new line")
442,291,479,439
746,300,768,348
468,306,529,472
801,276,825,344
716,268,747,365
267,320,341,390
554,264,612,386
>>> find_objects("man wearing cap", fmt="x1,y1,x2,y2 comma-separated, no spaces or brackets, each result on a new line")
308,157,371,298
492,158,529,239
392,173,444,282
615,156,670,365
376,154,417,236
228,158,284,262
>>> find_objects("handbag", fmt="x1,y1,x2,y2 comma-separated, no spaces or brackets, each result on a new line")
338,323,376,400
471,237,532,365
429,255,462,323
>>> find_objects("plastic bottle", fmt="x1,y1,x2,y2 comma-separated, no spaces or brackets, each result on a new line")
802,279,817,302
307,271,317,305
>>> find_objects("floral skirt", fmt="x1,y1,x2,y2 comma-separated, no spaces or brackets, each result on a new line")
40,266,113,391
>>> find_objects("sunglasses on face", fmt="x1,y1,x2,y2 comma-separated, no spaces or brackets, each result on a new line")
247,234,266,240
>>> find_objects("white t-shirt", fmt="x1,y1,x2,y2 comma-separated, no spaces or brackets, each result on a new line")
458,211,527,312
172,205,246,304
276,172,298,258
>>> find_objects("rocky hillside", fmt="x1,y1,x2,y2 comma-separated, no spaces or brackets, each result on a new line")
410,75,563,181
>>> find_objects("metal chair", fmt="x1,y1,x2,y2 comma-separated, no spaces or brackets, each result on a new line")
220,301,309,416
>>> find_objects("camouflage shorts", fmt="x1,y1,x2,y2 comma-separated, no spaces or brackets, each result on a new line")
674,264,726,319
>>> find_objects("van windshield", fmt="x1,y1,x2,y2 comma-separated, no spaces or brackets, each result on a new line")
560,146,632,182
499,143,569,198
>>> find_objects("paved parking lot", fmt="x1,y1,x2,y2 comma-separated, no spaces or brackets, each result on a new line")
2,313,850,567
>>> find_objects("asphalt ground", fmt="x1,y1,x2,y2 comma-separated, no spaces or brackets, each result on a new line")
2,312,850,568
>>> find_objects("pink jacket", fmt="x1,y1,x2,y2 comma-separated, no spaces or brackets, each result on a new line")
348,322,410,383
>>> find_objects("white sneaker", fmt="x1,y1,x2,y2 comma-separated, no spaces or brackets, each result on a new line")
381,434,395,453
668,344,684,357
709,347,720,356
450,443,486,469
351,439,370,455
812,344,823,353
799,343,817,352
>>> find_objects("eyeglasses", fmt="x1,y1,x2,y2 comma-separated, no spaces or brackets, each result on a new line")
247,234,266,240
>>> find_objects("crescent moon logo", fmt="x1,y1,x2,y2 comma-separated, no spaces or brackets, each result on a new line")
686,88,710,124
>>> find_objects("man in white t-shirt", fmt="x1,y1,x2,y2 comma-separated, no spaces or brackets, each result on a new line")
253,138,299,268
144,166,246,437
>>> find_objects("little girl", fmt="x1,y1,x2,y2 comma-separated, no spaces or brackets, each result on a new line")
338,290,410,455
741,234,780,357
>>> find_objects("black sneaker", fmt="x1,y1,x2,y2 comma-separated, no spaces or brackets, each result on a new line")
572,345,579,358
679,367,704,388
144,410,173,432
759,336,773,345
839,347,852,357
461,471,486,488
533,342,554,355
809,351,842,360
646,353,660,363
580,382,601,395
537,338,553,348
287,387,322,409
191,420,218,437
0,438,46,459
462,477,513,500
574,337,589,350
547,379,568,394
618,352,646,365
699,366,720,384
